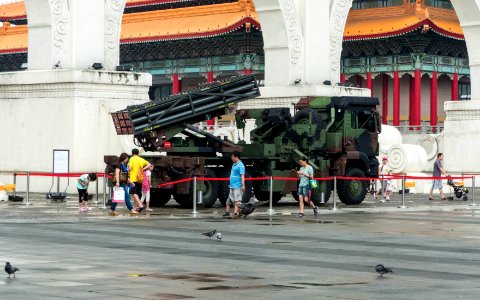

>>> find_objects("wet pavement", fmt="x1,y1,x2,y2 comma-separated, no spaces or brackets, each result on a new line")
1,193,480,299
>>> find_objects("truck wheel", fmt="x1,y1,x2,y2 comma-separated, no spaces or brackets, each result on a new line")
310,181,332,205
149,188,171,207
201,169,219,208
337,168,368,205
217,169,229,206
217,171,253,204
254,190,283,203
173,169,219,208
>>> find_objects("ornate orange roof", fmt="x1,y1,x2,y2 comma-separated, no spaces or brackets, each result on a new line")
344,1,463,41
0,0,464,54
0,0,258,53
0,23,27,53
121,0,258,43
0,0,192,21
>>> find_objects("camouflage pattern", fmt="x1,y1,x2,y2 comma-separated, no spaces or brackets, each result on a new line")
106,76,381,206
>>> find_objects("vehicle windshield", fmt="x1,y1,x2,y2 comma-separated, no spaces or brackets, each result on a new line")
352,110,376,133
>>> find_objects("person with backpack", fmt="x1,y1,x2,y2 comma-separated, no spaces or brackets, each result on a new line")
128,148,152,212
110,153,137,216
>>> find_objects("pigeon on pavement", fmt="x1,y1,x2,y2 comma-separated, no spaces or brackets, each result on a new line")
375,264,393,277
239,203,255,219
201,229,217,238
5,262,19,278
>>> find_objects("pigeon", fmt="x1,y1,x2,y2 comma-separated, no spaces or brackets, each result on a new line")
375,264,393,277
5,262,19,278
239,203,255,219
201,229,217,238
214,232,223,241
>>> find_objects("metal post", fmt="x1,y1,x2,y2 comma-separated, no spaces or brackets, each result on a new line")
332,176,339,211
26,171,30,207
95,172,99,205
471,176,477,208
399,175,407,209
192,177,198,215
102,173,107,209
13,172,17,198
267,176,275,215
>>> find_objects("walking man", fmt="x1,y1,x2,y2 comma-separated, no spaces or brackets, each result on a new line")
226,151,245,219
128,148,152,212
429,153,448,201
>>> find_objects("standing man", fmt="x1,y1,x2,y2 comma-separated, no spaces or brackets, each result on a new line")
379,157,392,202
226,151,245,219
429,153,448,201
128,148,152,212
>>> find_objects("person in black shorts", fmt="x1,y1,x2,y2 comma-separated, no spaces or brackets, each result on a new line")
77,173,97,212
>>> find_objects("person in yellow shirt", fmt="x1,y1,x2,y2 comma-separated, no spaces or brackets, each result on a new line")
128,148,152,212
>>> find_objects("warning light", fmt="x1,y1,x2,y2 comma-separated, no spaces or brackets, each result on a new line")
163,142,172,148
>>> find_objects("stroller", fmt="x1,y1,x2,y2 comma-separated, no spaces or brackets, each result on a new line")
447,179,469,201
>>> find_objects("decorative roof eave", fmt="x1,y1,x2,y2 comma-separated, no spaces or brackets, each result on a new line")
0,47,26,54
121,17,260,44
0,0,193,21
344,19,464,42
0,18,260,54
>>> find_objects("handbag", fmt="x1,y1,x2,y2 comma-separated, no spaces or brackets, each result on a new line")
111,172,128,185
309,179,318,190
112,187,125,203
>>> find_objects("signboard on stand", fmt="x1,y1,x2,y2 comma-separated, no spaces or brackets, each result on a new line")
49,149,70,198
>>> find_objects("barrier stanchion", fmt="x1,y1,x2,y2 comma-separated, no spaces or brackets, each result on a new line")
399,175,407,209
332,176,339,211
102,173,107,209
192,177,198,215
267,176,275,215
95,172,99,205
470,176,477,208
13,172,17,198
26,171,30,207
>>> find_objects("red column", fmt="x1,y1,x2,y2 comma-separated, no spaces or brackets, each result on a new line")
172,73,181,94
451,73,459,101
382,74,388,125
430,71,438,128
393,71,400,126
409,76,414,126
340,74,346,83
366,72,373,96
414,69,422,127
356,75,363,88
244,69,252,75
207,71,214,83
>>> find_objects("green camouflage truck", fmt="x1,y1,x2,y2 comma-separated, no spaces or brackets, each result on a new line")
106,75,381,208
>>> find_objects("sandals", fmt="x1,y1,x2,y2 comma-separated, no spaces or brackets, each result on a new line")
428,196,434,201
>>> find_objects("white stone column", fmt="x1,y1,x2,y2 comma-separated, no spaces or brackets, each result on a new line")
24,0,125,71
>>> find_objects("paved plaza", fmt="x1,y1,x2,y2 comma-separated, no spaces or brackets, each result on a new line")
0,194,480,300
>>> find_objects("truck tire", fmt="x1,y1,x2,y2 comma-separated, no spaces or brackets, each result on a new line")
337,167,368,205
218,170,253,205
149,188,171,207
310,180,332,205
173,169,219,208
292,182,331,205
200,169,219,208
217,169,229,206
254,190,283,204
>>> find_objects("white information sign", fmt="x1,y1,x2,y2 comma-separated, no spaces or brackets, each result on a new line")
53,150,69,174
